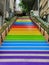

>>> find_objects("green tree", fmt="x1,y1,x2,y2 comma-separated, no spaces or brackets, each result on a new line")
19,0,34,14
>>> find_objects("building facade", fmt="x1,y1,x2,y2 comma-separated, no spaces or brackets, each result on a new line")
39,0,49,22
10,0,14,13
5,0,10,18
10,0,15,17
0,0,6,28
32,0,39,16
0,0,15,28
6,0,15,18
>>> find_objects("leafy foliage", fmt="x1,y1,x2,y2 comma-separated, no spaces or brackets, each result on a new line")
19,0,34,13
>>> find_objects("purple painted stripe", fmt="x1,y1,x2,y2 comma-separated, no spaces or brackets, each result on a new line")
0,51,49,54
0,62,49,65
0,56,49,59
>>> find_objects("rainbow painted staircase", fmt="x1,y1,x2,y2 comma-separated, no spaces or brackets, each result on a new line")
0,16,49,65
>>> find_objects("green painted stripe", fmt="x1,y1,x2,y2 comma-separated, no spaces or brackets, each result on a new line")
4,35,46,41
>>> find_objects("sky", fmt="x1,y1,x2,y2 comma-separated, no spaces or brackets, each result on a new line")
16,0,21,11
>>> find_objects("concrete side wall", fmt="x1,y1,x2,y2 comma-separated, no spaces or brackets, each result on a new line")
10,0,14,12
0,0,15,28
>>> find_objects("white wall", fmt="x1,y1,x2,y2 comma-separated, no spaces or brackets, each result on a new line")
33,11,39,16
10,0,14,12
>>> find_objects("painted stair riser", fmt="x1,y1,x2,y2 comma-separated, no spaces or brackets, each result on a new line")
11,28,39,31
3,41,47,43
8,31,42,35
0,56,49,59
11,25,38,28
0,17,48,65
0,51,49,54
5,35,46,41
2,43,49,46
0,47,49,50
0,62,49,65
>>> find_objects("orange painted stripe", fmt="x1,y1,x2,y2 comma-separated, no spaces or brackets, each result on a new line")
11,28,39,31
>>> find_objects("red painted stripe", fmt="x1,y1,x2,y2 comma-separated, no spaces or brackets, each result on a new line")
11,25,38,28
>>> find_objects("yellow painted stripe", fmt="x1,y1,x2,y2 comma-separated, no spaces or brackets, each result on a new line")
16,20,31,21
16,20,31,22
9,30,41,33
17,19,30,20
8,31,42,35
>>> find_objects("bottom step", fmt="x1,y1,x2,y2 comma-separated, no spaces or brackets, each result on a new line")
0,62,49,65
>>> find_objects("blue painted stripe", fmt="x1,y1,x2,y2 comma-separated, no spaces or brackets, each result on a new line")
13,24,34,26
2,43,49,46
13,22,35,25
3,41,47,43
0,47,49,50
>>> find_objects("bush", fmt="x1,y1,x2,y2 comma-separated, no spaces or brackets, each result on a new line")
5,17,12,21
